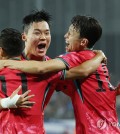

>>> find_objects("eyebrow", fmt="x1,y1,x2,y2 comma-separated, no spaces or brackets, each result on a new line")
34,29,50,32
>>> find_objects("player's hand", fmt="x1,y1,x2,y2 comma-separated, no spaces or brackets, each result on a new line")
10,85,35,108
93,50,107,64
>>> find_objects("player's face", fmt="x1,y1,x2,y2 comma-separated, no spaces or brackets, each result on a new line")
23,21,51,60
64,24,83,52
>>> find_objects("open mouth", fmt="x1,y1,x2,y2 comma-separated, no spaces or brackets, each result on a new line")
65,40,69,46
65,42,70,52
37,43,46,49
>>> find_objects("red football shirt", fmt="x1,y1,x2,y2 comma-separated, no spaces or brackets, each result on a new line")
0,56,62,134
57,50,120,134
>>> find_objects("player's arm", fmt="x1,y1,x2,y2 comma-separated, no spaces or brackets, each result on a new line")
0,86,35,109
2,59,66,74
65,50,106,79
1,50,106,75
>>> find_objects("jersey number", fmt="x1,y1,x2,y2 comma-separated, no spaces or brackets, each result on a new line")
95,67,113,92
0,73,28,96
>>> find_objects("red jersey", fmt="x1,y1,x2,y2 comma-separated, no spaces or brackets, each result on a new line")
21,54,64,111
0,57,62,134
57,50,120,134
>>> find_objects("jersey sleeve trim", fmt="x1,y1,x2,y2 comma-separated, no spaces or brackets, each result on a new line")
74,80,84,103
55,58,70,70
60,69,66,80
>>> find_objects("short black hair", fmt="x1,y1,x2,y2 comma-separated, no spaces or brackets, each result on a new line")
0,28,24,58
23,9,52,33
71,15,102,48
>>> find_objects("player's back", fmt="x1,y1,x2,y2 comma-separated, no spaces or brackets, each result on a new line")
0,67,55,134
75,63,119,134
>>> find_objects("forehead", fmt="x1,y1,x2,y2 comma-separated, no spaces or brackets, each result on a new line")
69,24,77,32
69,24,79,35
29,21,50,31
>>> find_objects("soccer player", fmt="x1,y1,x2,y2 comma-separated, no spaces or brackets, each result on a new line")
0,11,106,134
0,28,75,133
3,15,120,134
0,28,35,110
0,28,85,134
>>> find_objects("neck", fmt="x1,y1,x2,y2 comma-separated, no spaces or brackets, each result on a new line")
24,51,45,61
28,55,45,61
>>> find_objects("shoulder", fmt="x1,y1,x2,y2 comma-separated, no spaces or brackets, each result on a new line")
78,50,95,59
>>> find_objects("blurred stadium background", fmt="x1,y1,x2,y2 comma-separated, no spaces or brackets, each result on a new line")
0,0,120,133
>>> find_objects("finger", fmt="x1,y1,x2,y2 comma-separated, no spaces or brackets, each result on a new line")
10,85,22,98
102,57,107,64
21,90,31,98
21,101,35,105
22,95,35,102
13,85,22,94
19,101,35,108
19,105,33,108
17,101,35,107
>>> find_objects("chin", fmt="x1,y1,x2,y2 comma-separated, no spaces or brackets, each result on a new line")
65,49,68,52
38,53,46,57
65,48,70,52
66,49,72,52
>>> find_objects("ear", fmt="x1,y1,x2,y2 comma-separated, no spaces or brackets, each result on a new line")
0,47,5,59
0,47,3,56
81,38,89,48
22,32,27,41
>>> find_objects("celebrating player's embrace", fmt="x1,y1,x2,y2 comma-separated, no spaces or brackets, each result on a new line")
0,10,120,134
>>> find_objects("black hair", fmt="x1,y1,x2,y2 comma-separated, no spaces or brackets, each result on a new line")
23,9,52,33
71,15,102,48
0,28,24,58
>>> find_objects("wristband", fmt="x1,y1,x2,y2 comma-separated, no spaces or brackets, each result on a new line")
1,94,20,108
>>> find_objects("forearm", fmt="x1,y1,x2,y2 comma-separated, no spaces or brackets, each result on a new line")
33,59,67,74
4,59,67,74
65,53,104,79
